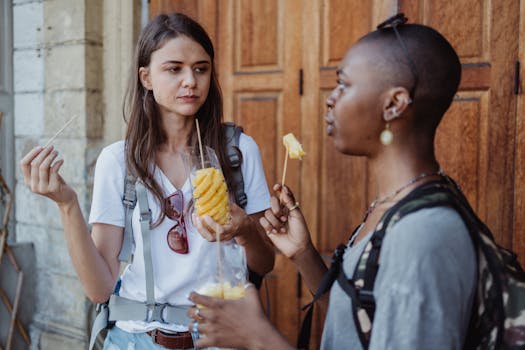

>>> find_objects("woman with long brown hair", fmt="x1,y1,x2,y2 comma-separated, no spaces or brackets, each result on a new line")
20,13,274,349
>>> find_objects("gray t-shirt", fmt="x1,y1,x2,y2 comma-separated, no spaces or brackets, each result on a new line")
321,207,476,349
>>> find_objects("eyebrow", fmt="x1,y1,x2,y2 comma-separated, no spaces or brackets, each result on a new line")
162,60,211,65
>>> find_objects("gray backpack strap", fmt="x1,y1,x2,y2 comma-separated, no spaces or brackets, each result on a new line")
88,303,109,350
107,294,191,324
136,181,156,306
224,122,247,208
119,173,136,263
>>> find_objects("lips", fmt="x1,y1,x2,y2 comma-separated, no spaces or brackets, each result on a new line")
324,113,334,136
178,95,199,103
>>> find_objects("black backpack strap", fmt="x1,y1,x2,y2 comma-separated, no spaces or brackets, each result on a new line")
223,122,248,208
297,244,347,349
223,122,266,289
346,179,463,348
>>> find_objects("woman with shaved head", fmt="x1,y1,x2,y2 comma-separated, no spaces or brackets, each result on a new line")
187,15,477,350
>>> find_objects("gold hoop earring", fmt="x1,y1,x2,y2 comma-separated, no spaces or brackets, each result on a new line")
380,122,393,145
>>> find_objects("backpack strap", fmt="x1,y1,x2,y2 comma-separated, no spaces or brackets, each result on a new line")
297,244,347,349
346,179,467,348
136,181,156,306
118,173,137,263
223,122,248,208
223,122,266,289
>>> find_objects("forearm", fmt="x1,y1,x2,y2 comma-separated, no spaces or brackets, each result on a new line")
58,196,116,303
292,243,329,311
247,318,296,350
237,216,275,275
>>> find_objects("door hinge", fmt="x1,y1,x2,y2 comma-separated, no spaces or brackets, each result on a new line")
515,60,520,95
299,69,304,96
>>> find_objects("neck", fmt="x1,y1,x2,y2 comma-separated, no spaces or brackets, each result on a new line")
368,149,440,199
160,115,195,154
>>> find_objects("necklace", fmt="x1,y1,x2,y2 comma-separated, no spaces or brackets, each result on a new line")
365,169,444,218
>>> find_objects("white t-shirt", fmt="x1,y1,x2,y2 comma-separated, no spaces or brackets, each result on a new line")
88,134,271,333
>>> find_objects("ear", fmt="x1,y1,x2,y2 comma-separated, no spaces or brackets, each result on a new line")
382,87,412,122
139,67,152,90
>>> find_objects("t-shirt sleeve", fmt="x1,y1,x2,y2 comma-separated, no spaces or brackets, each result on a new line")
238,134,271,215
88,143,127,227
369,207,476,350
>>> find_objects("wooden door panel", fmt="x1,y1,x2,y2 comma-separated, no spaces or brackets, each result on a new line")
217,0,303,343
318,91,368,252
315,5,371,249
435,93,487,208
236,0,280,68
236,94,280,187
401,0,519,249
322,0,372,66
149,0,219,41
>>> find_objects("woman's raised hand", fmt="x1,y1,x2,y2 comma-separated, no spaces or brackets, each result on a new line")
192,202,249,242
19,146,76,206
259,184,312,260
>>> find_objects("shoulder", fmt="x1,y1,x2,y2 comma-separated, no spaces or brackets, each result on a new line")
377,206,476,280
384,206,470,253
99,140,126,160
95,140,126,174
238,133,260,155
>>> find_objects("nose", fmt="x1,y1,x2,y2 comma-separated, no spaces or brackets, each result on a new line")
182,68,196,89
325,88,338,110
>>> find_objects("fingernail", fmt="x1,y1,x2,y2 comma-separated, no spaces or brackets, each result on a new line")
280,227,286,233
271,229,277,234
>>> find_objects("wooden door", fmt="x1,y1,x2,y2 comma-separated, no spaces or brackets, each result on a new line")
215,0,304,343
150,1,523,348
150,0,304,344
399,0,520,251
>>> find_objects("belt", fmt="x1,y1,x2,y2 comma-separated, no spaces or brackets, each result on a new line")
147,329,194,349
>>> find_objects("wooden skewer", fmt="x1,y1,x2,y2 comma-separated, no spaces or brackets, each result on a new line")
43,115,79,148
195,118,205,169
281,148,289,186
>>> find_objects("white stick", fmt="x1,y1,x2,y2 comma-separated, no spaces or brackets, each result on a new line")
43,115,79,148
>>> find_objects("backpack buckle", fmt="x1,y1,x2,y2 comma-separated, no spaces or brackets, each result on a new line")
227,147,242,168
140,209,152,223
146,303,167,323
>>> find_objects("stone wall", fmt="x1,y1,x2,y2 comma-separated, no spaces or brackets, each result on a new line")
12,0,141,348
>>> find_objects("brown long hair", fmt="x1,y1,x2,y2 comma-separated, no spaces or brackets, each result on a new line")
123,13,233,225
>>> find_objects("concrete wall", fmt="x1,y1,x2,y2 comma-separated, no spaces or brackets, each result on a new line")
12,0,141,348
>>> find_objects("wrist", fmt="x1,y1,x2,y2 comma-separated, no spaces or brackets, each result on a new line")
290,241,316,264
57,193,78,214
234,215,256,246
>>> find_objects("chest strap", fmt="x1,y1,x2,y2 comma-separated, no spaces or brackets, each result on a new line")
89,295,191,349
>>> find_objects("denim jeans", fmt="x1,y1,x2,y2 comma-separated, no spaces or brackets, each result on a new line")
103,326,195,350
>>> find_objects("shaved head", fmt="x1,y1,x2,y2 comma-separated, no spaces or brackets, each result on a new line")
356,24,461,131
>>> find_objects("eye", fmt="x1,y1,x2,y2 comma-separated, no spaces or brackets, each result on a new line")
194,66,209,74
337,79,349,90
168,66,181,73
